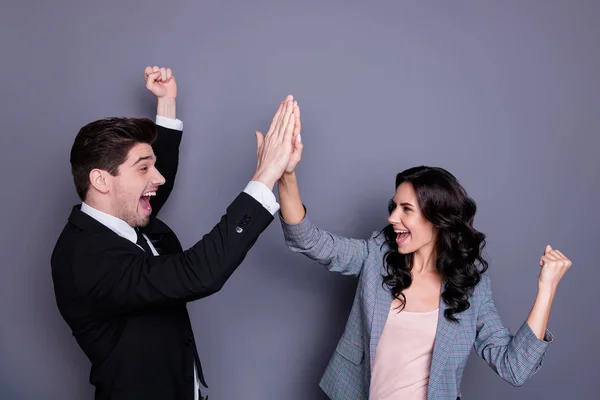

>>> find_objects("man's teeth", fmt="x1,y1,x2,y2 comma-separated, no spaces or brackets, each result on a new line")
142,192,156,197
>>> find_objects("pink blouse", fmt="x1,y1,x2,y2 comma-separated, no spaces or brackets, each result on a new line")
369,304,439,399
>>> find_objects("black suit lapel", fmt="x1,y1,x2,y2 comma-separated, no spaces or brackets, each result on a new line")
140,217,182,254
68,205,182,255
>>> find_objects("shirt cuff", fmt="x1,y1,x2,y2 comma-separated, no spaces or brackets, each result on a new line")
155,115,183,131
243,181,280,215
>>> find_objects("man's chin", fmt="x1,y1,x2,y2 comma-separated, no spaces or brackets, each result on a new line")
129,214,150,228
132,206,152,227
135,217,150,228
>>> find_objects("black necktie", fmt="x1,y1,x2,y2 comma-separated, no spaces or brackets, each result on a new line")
135,229,153,254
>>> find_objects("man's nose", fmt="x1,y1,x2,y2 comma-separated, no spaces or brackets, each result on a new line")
153,169,166,186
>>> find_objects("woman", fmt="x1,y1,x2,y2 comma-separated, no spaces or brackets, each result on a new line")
276,105,572,399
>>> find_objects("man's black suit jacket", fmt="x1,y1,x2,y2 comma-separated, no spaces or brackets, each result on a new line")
51,125,274,399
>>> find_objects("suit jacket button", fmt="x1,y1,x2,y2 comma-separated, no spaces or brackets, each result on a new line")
236,226,243,233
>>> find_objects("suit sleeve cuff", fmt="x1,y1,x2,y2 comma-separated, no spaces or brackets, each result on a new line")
514,322,553,361
243,181,280,215
155,115,183,131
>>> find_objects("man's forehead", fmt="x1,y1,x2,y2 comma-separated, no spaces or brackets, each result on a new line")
125,143,155,163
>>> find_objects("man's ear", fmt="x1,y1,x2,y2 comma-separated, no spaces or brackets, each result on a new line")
89,169,112,194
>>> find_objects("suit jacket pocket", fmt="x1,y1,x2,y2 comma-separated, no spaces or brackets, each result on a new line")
335,339,364,365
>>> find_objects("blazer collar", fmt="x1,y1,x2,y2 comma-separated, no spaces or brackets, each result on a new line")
79,202,137,243
68,204,172,237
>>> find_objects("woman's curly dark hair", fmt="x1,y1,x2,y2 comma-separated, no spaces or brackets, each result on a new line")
381,166,488,322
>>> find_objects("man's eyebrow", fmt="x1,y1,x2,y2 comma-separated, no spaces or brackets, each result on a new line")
131,155,155,166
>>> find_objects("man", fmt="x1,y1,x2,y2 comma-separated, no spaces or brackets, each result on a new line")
51,66,299,400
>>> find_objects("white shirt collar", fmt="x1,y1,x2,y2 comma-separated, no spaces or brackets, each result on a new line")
80,202,138,244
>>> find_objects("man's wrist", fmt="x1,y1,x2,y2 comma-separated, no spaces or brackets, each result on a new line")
251,170,277,191
157,98,176,119
244,181,279,215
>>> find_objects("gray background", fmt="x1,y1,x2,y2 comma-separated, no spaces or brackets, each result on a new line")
1,0,599,399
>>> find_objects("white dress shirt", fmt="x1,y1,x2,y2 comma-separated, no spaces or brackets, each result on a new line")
80,115,278,400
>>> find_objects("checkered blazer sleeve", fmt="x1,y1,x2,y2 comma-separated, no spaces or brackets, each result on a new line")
473,275,554,386
279,208,369,277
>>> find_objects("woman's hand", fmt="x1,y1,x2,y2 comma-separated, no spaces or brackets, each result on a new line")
284,101,303,174
538,245,572,292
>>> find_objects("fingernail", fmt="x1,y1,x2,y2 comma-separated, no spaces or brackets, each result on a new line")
297,134,302,142
294,100,298,106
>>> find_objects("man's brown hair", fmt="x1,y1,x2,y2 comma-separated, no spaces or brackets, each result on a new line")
70,117,157,201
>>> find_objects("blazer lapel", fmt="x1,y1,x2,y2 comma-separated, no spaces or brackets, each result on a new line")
140,217,182,254
369,279,393,372
427,282,461,398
